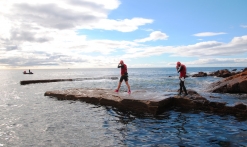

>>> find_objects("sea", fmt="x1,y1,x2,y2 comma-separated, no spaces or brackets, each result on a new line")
0,67,247,147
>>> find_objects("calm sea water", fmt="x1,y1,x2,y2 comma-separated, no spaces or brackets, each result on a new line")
0,67,247,147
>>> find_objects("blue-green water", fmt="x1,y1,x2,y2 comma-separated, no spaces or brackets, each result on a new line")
0,67,246,146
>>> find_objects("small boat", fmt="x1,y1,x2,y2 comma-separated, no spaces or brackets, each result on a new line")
23,72,33,74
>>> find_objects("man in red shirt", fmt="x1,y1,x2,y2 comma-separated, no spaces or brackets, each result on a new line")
176,61,188,96
115,60,131,94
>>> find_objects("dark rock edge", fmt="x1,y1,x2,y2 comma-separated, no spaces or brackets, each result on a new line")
20,77,118,85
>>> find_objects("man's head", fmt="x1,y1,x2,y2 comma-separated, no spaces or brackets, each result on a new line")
120,60,124,65
176,61,181,69
177,61,181,66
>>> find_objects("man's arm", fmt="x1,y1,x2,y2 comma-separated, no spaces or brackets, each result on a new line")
177,66,182,73
118,64,123,68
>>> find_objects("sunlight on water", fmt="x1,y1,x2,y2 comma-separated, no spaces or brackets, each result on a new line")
0,68,246,146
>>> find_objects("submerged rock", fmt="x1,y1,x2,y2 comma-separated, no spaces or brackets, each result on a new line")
207,70,247,93
44,89,247,118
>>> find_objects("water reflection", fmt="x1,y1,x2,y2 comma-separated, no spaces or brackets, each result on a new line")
104,107,247,146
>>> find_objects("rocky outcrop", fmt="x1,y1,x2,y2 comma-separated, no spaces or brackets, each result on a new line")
44,88,247,118
192,72,207,77
207,70,247,93
208,69,233,78
191,69,239,78
20,77,118,85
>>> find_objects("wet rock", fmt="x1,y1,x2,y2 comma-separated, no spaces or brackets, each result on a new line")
207,70,247,93
44,88,247,118
208,69,232,78
192,72,207,77
232,69,237,71
234,103,247,110
231,71,240,76
187,89,198,95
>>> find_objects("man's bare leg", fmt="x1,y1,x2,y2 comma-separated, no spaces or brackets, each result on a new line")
116,81,122,91
125,81,131,91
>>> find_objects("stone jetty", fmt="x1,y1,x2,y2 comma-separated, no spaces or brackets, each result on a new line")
20,77,118,85
44,89,247,118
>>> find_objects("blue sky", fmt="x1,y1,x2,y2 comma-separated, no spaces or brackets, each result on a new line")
0,0,247,69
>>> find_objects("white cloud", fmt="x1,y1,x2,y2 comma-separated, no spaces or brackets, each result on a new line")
193,32,227,37
183,58,247,67
164,58,247,67
0,0,152,31
121,35,247,59
0,0,155,68
135,31,169,42
0,0,153,51
240,25,247,28
1,34,247,68
1,33,247,68
88,18,153,32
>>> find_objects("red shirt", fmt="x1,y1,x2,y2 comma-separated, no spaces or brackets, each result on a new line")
178,64,186,78
119,64,127,75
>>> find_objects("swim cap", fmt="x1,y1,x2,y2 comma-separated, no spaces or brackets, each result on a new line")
177,62,181,66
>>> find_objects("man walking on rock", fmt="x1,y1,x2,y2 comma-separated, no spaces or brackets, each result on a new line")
176,61,188,96
115,60,131,94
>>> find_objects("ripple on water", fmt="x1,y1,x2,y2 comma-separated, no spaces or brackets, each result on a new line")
103,109,247,146
0,69,247,146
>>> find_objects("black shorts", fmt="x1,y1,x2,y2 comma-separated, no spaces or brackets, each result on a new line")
120,75,128,82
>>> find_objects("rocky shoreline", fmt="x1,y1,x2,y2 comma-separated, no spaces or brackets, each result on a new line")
191,68,247,94
207,69,247,93
192,68,247,78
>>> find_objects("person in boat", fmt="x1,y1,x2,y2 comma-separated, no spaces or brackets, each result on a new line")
176,61,188,96
24,71,26,74
115,60,131,94
29,69,31,73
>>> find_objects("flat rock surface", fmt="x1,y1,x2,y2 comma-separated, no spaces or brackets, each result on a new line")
46,88,174,101
45,88,247,118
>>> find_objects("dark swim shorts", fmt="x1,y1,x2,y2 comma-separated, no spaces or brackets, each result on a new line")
120,75,128,82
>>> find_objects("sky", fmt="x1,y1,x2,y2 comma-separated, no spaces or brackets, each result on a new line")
0,0,247,69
